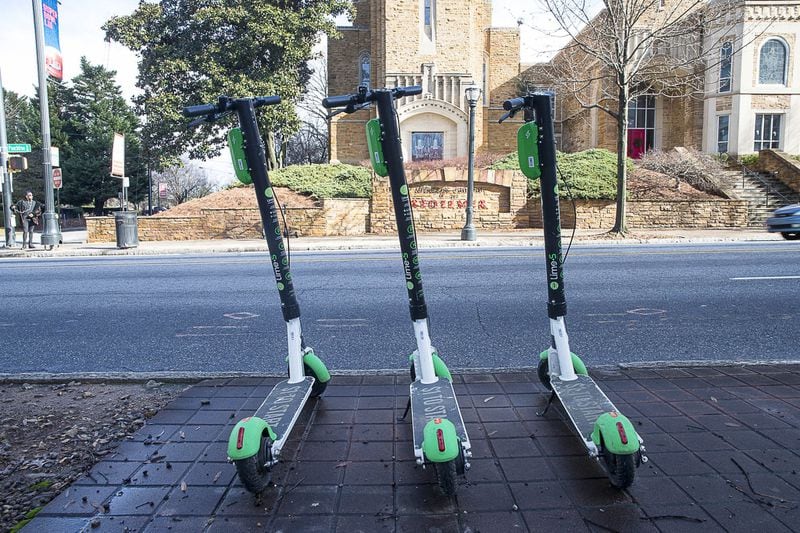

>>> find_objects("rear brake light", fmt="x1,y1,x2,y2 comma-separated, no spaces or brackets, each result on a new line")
436,429,446,452
236,427,245,450
616,422,628,445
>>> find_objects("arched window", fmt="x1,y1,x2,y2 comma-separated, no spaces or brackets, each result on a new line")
719,42,732,92
359,52,370,87
758,39,788,85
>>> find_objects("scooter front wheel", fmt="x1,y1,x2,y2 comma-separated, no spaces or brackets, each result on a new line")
305,363,328,398
602,447,636,489
537,358,552,391
433,459,457,496
235,433,273,494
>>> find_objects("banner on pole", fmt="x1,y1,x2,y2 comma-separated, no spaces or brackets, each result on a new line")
52,167,62,189
42,0,63,81
158,182,167,198
111,133,125,177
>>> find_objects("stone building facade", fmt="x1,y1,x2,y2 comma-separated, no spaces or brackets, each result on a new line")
327,0,522,163
329,0,800,160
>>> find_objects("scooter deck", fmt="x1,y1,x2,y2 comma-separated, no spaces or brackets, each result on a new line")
253,377,314,455
550,375,618,455
410,379,470,460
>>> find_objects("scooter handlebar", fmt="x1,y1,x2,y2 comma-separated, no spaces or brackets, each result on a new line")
503,97,526,112
395,85,422,98
183,95,280,118
183,102,221,118
321,94,356,109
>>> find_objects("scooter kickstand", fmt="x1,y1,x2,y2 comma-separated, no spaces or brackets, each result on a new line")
537,391,557,417
398,397,411,421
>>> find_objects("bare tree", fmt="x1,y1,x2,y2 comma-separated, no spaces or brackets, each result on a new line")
284,60,330,166
154,163,215,205
536,0,766,233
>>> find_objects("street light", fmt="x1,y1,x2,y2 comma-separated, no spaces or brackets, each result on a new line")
461,84,481,241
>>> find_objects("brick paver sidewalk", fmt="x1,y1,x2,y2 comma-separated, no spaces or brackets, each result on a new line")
24,365,800,532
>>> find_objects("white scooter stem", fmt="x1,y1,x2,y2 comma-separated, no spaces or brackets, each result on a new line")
550,317,577,381
413,319,437,384
286,318,305,384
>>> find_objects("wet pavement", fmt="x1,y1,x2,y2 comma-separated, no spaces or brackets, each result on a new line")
22,364,800,532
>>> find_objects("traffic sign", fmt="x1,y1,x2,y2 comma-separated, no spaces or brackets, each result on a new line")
53,168,62,189
8,143,31,153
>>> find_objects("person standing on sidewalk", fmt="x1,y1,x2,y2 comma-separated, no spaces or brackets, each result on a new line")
12,190,42,249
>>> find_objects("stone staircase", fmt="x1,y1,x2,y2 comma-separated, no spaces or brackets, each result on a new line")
719,168,800,227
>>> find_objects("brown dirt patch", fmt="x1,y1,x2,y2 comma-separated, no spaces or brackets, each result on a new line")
629,168,721,200
156,186,318,217
0,381,183,531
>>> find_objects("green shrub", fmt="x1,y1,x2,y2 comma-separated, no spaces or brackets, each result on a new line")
738,153,760,168
490,149,626,199
238,163,373,198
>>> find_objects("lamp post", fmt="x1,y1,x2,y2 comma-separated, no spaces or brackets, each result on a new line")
461,85,481,241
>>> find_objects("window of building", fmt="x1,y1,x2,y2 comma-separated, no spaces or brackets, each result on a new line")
719,42,732,92
717,115,730,153
753,114,781,151
758,39,788,85
482,60,488,105
411,132,444,161
424,0,432,26
359,52,370,87
626,94,656,157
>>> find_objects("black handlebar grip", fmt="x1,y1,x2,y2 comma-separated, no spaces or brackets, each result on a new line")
396,85,422,97
254,95,281,107
183,103,219,117
322,94,355,109
503,97,526,111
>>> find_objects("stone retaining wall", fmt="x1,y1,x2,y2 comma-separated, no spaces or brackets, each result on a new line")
87,198,370,242
528,199,748,229
757,150,800,194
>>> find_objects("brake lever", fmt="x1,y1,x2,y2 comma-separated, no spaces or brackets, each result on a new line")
187,111,230,128
498,109,515,124
328,101,371,119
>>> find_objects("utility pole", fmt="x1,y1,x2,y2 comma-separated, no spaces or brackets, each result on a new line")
32,0,61,248
0,68,17,247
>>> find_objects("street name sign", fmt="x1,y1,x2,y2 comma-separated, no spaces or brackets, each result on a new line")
8,144,32,153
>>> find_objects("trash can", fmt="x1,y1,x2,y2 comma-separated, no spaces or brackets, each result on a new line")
114,211,139,249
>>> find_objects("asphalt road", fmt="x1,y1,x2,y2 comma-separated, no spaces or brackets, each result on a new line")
1,242,798,374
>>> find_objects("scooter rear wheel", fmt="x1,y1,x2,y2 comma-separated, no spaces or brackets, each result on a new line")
434,459,457,496
602,447,636,489
235,433,273,494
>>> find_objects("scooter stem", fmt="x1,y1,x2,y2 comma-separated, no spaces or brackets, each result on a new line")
413,319,437,384
550,317,577,381
286,318,304,384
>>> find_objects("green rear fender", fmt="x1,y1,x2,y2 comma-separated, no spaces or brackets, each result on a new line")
408,351,452,382
422,418,459,463
539,350,588,376
303,349,331,383
227,417,276,461
591,412,640,455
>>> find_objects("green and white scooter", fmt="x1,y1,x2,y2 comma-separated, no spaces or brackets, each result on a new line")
323,85,471,495
499,94,647,489
183,95,331,495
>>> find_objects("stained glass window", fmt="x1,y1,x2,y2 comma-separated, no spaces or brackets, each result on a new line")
719,42,732,92
758,39,787,85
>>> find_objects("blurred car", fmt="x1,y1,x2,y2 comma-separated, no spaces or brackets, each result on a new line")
149,206,168,215
766,203,800,240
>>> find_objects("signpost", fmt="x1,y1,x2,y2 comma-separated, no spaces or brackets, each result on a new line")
111,133,127,211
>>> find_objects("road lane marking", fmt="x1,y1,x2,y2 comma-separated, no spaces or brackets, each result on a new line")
730,275,800,281
175,333,251,337
192,325,250,329
223,312,259,320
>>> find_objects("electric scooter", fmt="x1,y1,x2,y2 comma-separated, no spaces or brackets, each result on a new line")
322,86,471,495
183,96,331,495
499,94,646,489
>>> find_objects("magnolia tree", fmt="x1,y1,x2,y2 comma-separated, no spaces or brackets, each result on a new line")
532,0,766,232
